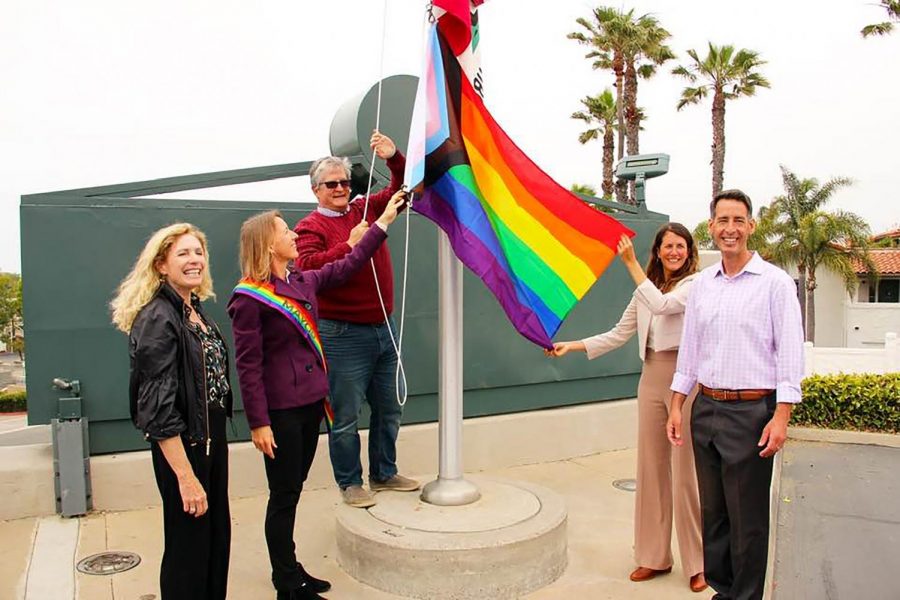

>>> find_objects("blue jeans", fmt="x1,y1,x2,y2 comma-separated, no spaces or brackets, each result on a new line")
319,317,404,489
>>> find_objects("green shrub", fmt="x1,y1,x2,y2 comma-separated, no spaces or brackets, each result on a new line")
795,373,900,433
0,390,26,412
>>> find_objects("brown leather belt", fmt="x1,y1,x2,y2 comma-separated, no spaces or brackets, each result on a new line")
699,385,774,401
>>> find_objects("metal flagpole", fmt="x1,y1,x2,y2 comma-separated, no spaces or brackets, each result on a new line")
420,231,481,506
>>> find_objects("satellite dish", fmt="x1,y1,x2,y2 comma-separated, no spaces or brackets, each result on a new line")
329,74,418,184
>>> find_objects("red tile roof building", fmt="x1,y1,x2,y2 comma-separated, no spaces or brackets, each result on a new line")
852,249,900,275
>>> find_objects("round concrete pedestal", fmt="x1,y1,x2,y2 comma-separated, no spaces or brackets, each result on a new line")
336,477,567,599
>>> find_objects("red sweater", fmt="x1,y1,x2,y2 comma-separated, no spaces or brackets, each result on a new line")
294,152,405,323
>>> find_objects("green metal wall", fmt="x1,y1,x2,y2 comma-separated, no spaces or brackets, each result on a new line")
21,166,667,454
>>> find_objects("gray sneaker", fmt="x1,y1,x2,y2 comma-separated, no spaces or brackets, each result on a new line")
369,474,421,492
341,485,376,508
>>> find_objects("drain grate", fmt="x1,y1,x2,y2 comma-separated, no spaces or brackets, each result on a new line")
76,551,141,575
612,478,637,492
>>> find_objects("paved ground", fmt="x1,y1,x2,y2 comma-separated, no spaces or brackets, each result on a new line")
0,351,25,389
0,414,48,447
773,440,900,600
1,447,714,600
6,419,898,600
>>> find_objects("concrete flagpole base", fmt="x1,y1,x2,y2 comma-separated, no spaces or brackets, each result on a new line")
336,477,567,599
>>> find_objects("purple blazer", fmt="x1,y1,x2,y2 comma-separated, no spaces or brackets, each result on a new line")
227,225,387,429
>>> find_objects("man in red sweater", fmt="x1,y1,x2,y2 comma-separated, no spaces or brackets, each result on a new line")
294,131,419,508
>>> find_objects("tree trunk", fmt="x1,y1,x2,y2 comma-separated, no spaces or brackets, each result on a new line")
623,60,639,205
615,178,627,203
602,126,614,198
624,62,639,156
613,53,627,204
806,270,817,343
711,87,727,199
797,265,808,340
614,53,625,161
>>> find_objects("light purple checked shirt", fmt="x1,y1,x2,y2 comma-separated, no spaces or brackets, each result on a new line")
671,252,805,404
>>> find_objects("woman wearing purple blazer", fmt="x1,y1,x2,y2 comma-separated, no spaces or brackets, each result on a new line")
227,193,404,600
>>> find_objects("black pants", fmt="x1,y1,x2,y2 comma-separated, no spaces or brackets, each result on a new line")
691,393,776,600
264,401,324,591
150,405,230,600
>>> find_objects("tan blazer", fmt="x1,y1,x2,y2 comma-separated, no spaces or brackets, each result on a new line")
582,274,697,362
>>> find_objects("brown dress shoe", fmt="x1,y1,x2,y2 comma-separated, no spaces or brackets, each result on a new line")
690,572,709,592
629,566,672,582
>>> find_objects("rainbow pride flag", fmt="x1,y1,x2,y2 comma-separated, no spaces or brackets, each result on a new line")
406,2,634,348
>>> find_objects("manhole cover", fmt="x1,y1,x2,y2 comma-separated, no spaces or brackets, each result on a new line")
612,478,637,492
76,551,141,575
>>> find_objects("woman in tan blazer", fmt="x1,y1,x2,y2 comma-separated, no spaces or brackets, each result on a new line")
547,222,706,593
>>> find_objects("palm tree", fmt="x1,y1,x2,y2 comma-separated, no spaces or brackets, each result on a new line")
569,7,672,204
673,43,770,198
692,221,714,250
570,183,598,196
571,89,617,198
761,167,875,341
568,9,626,159
767,211,874,342
570,183,615,213
622,16,674,159
862,0,900,37
763,166,853,334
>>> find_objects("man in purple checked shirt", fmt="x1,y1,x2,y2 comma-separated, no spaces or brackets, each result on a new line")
666,189,804,600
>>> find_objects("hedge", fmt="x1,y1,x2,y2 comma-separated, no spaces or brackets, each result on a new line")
795,372,900,433
0,390,26,413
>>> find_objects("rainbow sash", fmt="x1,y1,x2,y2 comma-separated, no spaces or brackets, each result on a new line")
233,278,334,430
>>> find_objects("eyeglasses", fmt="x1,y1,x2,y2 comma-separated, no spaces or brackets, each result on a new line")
319,179,351,190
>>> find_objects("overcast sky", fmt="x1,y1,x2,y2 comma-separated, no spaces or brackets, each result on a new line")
3,0,898,273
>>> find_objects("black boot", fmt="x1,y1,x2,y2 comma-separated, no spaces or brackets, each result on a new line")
296,562,332,593
275,581,326,600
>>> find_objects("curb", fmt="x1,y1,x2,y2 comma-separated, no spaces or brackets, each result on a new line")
788,426,900,448
764,446,784,600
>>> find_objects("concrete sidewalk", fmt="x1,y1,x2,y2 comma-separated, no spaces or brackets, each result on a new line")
2,446,714,600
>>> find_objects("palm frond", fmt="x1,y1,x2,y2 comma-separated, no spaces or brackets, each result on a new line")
671,64,696,81
638,64,656,79
861,22,894,37
676,86,707,110
578,129,601,144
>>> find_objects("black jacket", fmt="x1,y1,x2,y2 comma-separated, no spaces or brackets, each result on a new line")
129,283,233,444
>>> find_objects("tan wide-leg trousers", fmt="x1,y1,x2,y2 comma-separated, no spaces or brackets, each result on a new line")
633,349,703,578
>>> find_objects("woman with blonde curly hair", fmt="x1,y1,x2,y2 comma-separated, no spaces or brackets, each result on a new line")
112,222,232,600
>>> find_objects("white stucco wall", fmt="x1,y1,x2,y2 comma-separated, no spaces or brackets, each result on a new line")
845,304,900,348
805,334,899,375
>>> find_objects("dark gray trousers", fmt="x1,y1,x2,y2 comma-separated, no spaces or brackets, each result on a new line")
151,405,230,600
263,401,323,591
691,392,776,600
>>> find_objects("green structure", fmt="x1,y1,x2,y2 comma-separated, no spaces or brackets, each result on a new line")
21,77,669,454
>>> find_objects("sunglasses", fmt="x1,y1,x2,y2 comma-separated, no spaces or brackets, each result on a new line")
319,179,351,190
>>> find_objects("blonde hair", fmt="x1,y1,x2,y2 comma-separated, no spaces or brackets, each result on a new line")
111,223,215,333
239,211,280,282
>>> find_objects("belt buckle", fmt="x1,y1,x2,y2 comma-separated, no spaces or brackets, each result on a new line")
723,389,735,401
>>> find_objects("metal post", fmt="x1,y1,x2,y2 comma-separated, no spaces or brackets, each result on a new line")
635,172,646,206
420,232,481,505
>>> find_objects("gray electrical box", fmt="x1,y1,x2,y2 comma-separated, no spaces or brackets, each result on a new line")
51,379,93,517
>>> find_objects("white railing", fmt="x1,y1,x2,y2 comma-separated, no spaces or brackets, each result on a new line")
804,332,899,376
